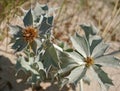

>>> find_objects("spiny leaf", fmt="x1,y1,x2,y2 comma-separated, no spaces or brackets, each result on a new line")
65,66,87,84
33,2,46,17
41,5,48,11
39,16,53,34
27,71,46,84
12,38,28,52
80,24,99,40
30,40,37,54
23,9,33,26
91,41,109,58
89,35,102,54
70,33,89,57
9,25,23,38
56,51,80,77
93,65,113,85
95,54,120,68
43,44,60,69
90,67,107,91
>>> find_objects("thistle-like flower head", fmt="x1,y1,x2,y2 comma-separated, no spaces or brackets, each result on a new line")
9,3,54,53
56,24,120,91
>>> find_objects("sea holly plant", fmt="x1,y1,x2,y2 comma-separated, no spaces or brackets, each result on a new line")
55,24,120,91
8,2,120,91
9,2,56,85
9,2,54,53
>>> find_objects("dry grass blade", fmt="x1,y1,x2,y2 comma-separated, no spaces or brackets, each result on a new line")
102,0,119,38
104,7,120,41
56,0,66,20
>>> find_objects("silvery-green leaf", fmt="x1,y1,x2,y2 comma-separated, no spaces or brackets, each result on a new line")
33,15,44,27
94,55,120,68
33,15,40,23
15,69,28,80
58,51,79,68
60,66,87,88
16,57,24,70
39,16,53,34
47,16,53,24
33,2,46,17
91,42,108,58
80,24,99,40
18,56,31,71
65,66,87,84
23,9,33,26
30,40,37,54
43,44,60,69
28,57,34,64
9,25,23,38
93,65,113,85
47,45,60,65
57,64,78,78
27,74,39,84
89,35,102,46
70,33,89,57
90,67,107,91
17,56,39,74
57,51,79,77
35,53,41,62
67,51,85,65
36,61,44,70
31,61,44,72
12,38,28,52
41,5,48,11
38,69,46,80
31,62,39,71
89,35,102,54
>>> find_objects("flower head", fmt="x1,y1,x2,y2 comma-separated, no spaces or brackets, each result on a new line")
9,3,54,53
23,26,38,43
84,57,94,67
56,24,120,91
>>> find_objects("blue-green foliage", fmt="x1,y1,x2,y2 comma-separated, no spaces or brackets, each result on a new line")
9,2,120,91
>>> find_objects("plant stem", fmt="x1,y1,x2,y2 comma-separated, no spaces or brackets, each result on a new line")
32,84,34,91
80,79,83,91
